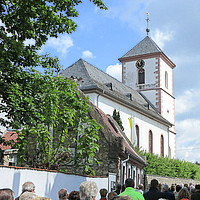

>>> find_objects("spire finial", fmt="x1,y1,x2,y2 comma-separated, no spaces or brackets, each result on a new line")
146,12,150,36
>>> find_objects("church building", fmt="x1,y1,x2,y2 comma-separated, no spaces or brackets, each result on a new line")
0,34,176,186
61,35,176,159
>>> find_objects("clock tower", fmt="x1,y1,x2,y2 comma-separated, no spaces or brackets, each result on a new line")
118,36,176,134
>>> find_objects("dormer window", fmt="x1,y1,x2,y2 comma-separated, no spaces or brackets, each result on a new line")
105,82,113,90
126,93,132,100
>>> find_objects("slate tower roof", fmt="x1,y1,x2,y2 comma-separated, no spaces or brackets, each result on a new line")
118,36,175,68
120,36,162,59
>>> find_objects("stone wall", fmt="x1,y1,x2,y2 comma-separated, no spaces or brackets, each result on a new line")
145,174,200,189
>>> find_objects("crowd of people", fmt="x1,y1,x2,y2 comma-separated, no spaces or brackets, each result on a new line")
108,179,200,200
0,178,200,200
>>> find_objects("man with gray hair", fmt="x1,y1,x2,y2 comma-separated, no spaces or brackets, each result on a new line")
19,192,37,200
162,184,175,200
79,181,98,200
16,182,36,200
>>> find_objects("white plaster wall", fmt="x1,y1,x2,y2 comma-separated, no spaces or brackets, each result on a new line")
169,131,176,158
0,166,108,200
87,94,170,157
145,58,157,85
123,61,137,89
161,91,175,132
123,58,157,89
159,59,173,95
134,113,169,157
159,59,175,133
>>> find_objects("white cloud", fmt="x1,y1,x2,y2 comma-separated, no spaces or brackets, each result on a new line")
176,119,200,162
46,34,73,55
176,89,200,115
106,63,122,81
105,0,146,32
152,29,174,49
24,38,35,46
82,50,95,59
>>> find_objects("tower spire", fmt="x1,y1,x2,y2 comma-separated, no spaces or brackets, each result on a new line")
146,12,150,36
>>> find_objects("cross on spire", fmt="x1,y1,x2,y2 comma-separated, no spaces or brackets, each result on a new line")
146,12,150,36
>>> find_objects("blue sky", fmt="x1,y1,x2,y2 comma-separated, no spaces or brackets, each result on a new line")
39,0,200,163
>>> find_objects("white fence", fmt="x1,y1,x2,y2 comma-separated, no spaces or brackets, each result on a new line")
0,166,110,200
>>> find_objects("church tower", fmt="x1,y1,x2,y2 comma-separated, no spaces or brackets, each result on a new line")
118,36,176,134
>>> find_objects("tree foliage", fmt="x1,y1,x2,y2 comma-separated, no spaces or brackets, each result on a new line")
112,109,124,131
0,0,107,73
138,151,200,180
2,56,101,174
0,0,107,174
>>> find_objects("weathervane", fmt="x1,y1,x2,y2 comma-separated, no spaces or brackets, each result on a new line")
146,12,150,36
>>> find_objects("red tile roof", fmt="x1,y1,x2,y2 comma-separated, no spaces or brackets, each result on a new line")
95,106,146,164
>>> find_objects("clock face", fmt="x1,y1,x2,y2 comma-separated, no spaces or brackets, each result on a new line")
136,59,145,69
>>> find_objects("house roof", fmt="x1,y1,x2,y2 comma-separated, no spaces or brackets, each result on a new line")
88,102,147,167
120,36,162,58
60,59,172,127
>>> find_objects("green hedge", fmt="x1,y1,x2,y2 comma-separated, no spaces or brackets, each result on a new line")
140,152,200,180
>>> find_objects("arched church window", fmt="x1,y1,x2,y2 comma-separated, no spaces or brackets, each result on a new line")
135,125,139,147
161,135,164,156
165,71,168,89
149,130,153,153
138,69,145,84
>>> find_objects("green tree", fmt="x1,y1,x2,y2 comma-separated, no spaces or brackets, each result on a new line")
0,0,107,174
0,0,107,128
112,109,124,131
137,151,200,180
2,56,101,174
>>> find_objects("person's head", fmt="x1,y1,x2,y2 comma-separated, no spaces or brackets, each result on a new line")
162,184,169,192
150,179,159,188
19,191,37,200
125,178,134,188
68,191,80,200
178,188,190,200
79,181,98,200
107,192,117,200
22,182,35,193
184,184,189,191
195,184,200,191
58,188,69,200
99,189,108,198
176,185,182,193
138,184,144,190
115,184,121,191
0,188,15,200
170,184,175,192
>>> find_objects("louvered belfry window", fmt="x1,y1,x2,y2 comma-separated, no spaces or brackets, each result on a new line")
138,69,145,84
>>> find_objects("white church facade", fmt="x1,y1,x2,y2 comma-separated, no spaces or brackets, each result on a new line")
61,36,176,159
